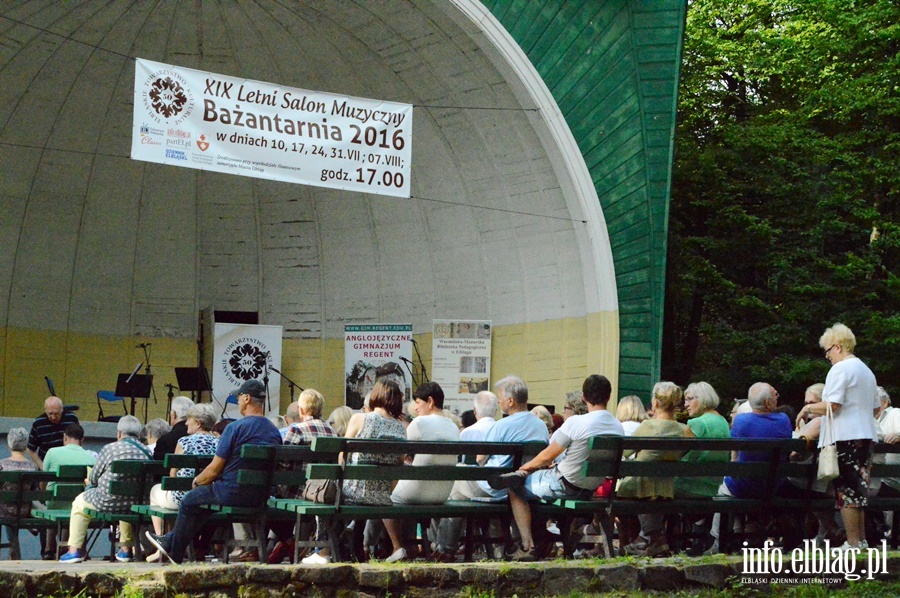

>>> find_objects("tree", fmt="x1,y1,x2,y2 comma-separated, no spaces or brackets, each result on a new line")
664,0,900,407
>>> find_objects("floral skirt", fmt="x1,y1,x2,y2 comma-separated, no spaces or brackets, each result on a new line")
834,439,873,508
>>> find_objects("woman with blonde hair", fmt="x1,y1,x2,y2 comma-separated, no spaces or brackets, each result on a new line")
616,381,689,557
326,406,353,437
615,395,648,436
797,323,879,550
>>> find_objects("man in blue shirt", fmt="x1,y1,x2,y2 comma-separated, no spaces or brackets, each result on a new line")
431,375,549,560
146,379,281,564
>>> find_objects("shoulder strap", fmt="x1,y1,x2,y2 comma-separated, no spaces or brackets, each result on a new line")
123,437,154,459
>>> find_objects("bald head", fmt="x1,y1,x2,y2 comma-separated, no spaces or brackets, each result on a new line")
748,383,777,412
44,396,64,424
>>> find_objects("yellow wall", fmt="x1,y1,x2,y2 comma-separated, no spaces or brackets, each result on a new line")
0,311,619,420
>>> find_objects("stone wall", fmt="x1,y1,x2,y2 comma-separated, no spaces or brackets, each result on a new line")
1,556,898,598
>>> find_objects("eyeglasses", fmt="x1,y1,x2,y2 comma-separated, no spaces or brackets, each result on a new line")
824,345,836,358
563,406,573,412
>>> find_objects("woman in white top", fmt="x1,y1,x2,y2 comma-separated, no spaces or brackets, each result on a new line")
615,395,648,436
797,323,879,549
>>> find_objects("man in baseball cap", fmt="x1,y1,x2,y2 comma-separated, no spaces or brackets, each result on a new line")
145,378,280,563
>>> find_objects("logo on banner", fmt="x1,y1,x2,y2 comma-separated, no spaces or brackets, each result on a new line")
196,134,210,151
140,67,195,125
221,338,272,384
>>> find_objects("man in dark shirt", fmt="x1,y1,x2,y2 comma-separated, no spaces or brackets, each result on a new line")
146,380,281,563
152,396,194,460
27,396,79,469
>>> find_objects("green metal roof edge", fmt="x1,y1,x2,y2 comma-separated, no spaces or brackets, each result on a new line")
484,0,686,399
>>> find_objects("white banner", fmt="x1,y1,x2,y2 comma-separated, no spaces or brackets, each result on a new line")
432,320,492,414
344,324,413,410
132,58,412,197
213,323,283,419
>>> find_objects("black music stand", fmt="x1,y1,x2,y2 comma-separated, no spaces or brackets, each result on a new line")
175,367,211,401
115,371,153,422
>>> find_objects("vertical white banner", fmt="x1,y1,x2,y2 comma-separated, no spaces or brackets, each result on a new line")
344,324,413,409
432,320,492,414
213,323,283,419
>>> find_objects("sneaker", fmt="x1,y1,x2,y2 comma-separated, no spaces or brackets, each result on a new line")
622,540,649,556
488,470,527,491
59,550,85,564
840,541,868,552
384,547,407,563
115,549,133,563
510,545,537,562
703,540,720,556
144,531,174,563
301,551,331,565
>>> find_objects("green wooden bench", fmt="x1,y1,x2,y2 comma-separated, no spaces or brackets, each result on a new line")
533,435,807,557
27,465,94,559
133,447,291,563
0,469,58,559
282,437,543,562
82,459,165,561
1,465,93,560
130,453,215,534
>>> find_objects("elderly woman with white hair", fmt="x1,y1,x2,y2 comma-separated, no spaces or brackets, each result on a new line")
0,428,39,519
59,415,152,564
796,323,879,550
676,382,731,499
146,404,219,558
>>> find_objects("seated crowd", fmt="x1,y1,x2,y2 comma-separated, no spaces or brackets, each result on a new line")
14,325,890,564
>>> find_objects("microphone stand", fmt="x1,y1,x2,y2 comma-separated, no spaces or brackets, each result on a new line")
164,383,176,418
270,367,303,402
399,357,418,390
262,353,271,414
412,339,429,383
142,344,158,422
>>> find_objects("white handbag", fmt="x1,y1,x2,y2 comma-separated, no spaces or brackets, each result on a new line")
817,401,839,482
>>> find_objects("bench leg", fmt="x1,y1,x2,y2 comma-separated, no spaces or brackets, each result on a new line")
597,513,615,558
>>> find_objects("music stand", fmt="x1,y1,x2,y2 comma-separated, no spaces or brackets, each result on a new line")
175,367,211,401
115,365,153,422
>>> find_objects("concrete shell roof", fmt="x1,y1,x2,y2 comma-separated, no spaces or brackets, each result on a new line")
0,1,614,341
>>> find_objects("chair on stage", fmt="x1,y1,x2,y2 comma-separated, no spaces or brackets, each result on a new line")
97,390,126,423
220,394,238,418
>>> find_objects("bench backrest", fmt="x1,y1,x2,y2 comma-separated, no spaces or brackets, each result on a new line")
584,436,807,502
107,459,165,500
305,437,544,485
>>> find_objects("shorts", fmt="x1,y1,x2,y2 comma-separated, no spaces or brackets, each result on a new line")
521,468,586,501
834,439,873,508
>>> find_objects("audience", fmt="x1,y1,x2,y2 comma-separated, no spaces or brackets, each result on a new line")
29,368,890,565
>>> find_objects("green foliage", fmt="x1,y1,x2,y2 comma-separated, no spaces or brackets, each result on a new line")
664,0,900,404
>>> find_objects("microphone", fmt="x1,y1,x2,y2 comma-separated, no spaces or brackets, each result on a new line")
399,356,413,364
136,343,152,348
270,366,282,374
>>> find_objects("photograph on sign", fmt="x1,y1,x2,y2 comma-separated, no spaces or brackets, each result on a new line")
132,58,412,197
344,324,413,409
432,320,492,414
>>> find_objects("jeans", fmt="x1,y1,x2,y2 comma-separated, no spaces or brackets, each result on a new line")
164,485,218,563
